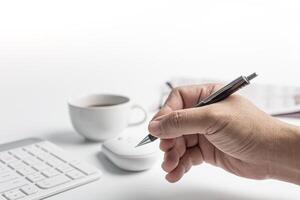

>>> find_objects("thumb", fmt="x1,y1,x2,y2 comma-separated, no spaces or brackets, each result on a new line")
148,107,223,139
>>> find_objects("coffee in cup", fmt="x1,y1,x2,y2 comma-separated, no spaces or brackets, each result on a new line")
68,94,147,141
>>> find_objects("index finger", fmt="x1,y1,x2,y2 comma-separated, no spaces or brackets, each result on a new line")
152,84,218,120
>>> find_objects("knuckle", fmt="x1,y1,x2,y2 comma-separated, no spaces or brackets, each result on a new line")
168,111,185,129
173,87,181,92
159,140,168,151
203,106,227,123
159,143,165,151
204,107,217,119
166,150,179,164
202,106,232,135
170,87,181,96
215,105,232,120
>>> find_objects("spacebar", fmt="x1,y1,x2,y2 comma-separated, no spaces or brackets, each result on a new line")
36,175,70,189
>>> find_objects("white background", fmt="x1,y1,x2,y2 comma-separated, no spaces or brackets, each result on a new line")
1,0,300,132
1,0,300,199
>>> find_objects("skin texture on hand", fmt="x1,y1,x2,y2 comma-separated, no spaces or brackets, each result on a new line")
148,84,300,184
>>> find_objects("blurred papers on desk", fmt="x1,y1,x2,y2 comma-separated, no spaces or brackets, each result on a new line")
159,77,300,118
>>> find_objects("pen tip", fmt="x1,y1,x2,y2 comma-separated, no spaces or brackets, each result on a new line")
135,135,153,147
135,143,142,148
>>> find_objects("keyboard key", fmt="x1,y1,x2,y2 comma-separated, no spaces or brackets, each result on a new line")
72,163,98,175
32,163,50,171
66,170,84,180
20,184,39,195
69,160,81,165
16,166,36,176
0,153,18,163
37,142,60,153
35,152,52,161
42,168,60,177
36,175,70,189
9,149,31,160
56,163,73,173
8,161,27,169
23,145,45,156
0,171,20,183
0,162,6,168
0,195,7,200
0,178,29,193
38,142,69,162
4,189,26,200
23,156,43,166
26,173,46,182
0,163,12,174
46,157,64,167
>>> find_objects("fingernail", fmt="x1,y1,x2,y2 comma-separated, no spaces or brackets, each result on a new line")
149,121,161,136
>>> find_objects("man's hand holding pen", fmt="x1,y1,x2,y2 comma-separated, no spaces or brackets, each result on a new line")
148,84,300,185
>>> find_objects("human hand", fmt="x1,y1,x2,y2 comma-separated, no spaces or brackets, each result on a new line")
149,84,300,184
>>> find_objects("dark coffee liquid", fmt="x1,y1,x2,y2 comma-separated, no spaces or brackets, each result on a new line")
88,104,116,107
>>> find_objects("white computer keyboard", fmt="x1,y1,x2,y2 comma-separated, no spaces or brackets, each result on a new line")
0,138,101,200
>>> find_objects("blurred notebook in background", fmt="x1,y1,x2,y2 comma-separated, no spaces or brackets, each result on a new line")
159,77,300,118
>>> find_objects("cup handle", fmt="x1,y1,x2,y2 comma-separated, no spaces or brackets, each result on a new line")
128,105,147,126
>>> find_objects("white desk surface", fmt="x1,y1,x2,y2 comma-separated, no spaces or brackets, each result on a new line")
0,69,300,200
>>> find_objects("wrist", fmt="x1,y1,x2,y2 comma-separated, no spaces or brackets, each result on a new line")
268,120,300,184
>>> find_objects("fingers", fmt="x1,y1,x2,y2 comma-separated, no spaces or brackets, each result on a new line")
161,149,180,173
149,106,220,139
186,146,204,165
184,134,199,148
162,139,204,183
165,147,203,183
166,163,185,183
151,84,218,120
160,139,176,152
161,137,186,172
164,84,217,109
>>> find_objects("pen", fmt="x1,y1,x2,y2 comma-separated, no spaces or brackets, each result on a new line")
136,72,258,147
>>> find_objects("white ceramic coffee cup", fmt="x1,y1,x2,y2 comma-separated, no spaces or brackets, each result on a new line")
68,94,147,141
